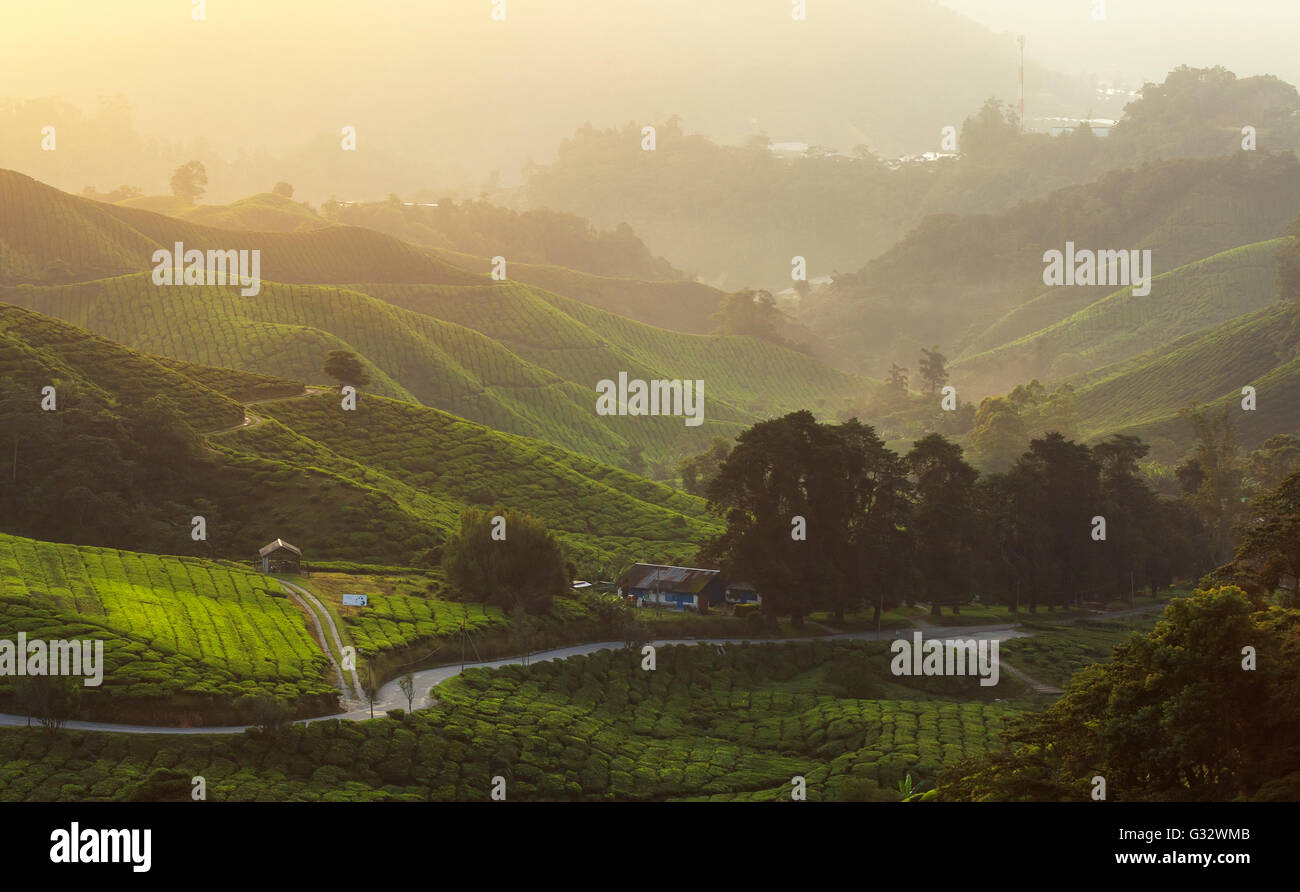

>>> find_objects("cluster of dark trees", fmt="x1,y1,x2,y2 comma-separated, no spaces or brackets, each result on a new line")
440,506,571,613
699,411,1207,626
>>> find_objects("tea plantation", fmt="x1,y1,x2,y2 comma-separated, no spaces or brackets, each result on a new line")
0,640,1018,801
0,532,335,715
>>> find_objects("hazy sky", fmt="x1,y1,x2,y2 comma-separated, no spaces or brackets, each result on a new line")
2,0,1293,195
939,0,1300,87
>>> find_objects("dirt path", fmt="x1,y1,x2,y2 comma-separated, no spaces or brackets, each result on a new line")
998,660,1065,695
280,579,360,705
203,386,331,437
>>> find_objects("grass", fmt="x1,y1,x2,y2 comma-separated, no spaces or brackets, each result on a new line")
235,391,718,570
0,301,715,573
1063,300,1300,455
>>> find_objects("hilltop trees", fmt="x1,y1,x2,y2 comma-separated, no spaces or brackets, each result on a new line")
710,289,801,349
323,350,371,388
170,160,207,203
441,506,568,613
677,436,732,496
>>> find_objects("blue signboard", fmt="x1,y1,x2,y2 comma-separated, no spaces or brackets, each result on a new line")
342,594,368,607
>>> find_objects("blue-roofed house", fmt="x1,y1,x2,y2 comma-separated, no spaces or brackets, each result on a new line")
618,563,726,612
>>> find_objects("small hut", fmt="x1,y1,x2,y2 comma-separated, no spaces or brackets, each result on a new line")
258,539,301,574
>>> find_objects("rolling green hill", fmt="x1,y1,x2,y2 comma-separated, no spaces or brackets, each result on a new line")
1,273,867,468
0,302,712,572
234,391,716,570
808,152,1300,376
421,243,730,334
1064,301,1300,456
0,169,484,286
176,192,329,233
0,530,336,720
953,239,1284,397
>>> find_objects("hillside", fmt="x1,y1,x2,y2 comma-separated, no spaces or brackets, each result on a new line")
805,152,1300,377
0,302,712,571
233,392,716,571
953,239,1284,397
1,273,867,469
1064,302,1300,456
177,193,329,233
0,169,484,286
327,198,683,282
0,530,335,721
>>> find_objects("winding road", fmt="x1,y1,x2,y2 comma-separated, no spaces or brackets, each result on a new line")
0,621,1031,734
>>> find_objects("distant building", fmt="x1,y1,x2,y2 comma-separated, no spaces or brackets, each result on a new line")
618,563,726,612
258,539,301,574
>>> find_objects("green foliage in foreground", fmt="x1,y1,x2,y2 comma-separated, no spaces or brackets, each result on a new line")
937,587,1300,801
0,641,1015,801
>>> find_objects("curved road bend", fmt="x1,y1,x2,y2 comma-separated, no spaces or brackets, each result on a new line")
0,623,1024,734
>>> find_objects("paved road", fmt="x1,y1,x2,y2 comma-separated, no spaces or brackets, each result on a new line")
0,623,1025,734
0,584,1161,735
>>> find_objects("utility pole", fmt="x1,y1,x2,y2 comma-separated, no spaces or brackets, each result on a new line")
1018,35,1026,132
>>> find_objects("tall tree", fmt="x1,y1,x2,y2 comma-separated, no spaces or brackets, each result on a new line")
677,436,732,496
1012,433,1103,610
1180,405,1243,564
907,434,979,615
917,346,949,395
1092,434,1160,602
700,411,833,628
969,397,1026,472
170,160,208,203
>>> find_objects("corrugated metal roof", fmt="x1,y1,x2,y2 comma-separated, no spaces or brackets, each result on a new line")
259,539,301,558
619,563,719,594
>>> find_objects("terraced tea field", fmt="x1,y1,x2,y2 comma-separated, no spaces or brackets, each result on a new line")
0,532,335,714
0,640,1017,801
